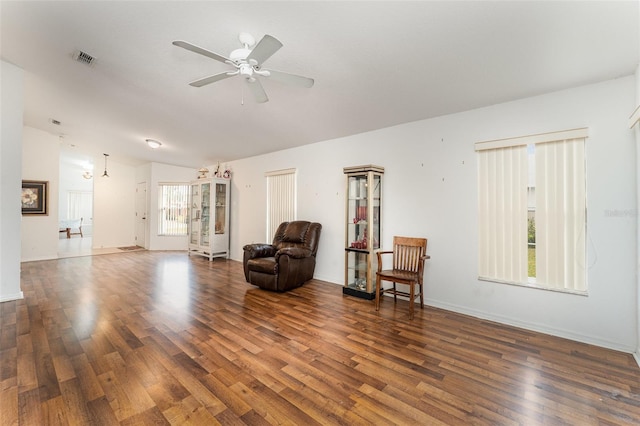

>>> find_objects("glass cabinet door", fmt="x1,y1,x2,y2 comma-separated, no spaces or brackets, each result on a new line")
371,174,381,250
215,182,226,234
346,251,368,290
347,174,369,250
200,182,210,245
190,183,200,245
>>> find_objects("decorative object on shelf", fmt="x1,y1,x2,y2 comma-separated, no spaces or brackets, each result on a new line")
197,167,209,179
343,165,384,300
21,180,49,215
102,153,110,177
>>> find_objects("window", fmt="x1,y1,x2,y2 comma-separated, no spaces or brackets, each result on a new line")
158,183,189,236
67,191,92,222
266,168,296,240
476,128,587,293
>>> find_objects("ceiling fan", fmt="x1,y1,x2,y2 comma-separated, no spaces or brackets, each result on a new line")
172,33,314,103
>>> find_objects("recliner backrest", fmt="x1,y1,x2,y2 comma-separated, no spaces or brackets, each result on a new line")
272,221,321,256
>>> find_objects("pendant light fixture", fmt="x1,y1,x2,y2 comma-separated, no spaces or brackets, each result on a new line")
102,153,110,177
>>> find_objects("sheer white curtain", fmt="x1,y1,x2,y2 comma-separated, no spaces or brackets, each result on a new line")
67,191,92,222
536,138,586,291
266,168,296,240
477,146,528,284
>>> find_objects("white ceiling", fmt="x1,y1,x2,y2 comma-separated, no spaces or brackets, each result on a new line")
1,1,638,169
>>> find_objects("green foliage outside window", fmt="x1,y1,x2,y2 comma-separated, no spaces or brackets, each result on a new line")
528,217,536,277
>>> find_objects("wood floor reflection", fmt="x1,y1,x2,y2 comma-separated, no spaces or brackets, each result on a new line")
2,251,639,425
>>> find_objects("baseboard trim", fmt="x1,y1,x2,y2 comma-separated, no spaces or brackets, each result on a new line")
425,298,636,355
0,291,24,303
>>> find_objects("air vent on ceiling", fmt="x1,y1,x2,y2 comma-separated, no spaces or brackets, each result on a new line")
50,118,61,125
72,50,96,66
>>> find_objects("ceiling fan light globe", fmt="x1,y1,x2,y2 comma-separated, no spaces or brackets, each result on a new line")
230,48,250,62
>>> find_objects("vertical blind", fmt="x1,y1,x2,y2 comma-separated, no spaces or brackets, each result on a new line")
476,128,587,292
477,146,529,284
158,183,189,236
266,168,296,240
535,139,586,291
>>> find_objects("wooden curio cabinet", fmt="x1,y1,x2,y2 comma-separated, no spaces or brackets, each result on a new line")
188,177,230,260
343,165,384,299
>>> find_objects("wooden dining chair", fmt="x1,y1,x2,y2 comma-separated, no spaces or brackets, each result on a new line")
375,236,430,319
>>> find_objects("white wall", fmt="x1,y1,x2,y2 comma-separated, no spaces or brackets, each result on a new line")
21,127,60,262
0,60,24,302
146,162,195,251
228,76,637,353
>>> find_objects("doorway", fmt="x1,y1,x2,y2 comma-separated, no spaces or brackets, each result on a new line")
58,150,95,258
135,181,147,248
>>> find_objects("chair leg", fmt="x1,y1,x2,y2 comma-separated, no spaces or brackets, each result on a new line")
393,282,397,303
375,276,381,311
409,282,415,320
419,281,424,309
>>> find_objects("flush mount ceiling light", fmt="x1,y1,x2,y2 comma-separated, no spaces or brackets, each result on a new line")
146,139,162,149
102,153,110,177
82,171,93,180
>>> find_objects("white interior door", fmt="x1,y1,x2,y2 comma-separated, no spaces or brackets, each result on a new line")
135,182,147,248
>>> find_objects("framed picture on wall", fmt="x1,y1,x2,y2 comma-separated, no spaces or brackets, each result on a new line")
21,180,49,215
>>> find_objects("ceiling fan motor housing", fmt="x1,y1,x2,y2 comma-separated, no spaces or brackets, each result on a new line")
239,63,254,77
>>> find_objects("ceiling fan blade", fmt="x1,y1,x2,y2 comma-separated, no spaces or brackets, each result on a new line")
245,78,268,103
246,35,283,65
264,69,314,88
172,40,231,64
189,72,236,87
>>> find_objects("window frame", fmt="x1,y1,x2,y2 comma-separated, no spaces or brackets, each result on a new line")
476,128,588,295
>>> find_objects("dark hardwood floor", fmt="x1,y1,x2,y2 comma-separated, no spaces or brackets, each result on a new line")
1,251,639,425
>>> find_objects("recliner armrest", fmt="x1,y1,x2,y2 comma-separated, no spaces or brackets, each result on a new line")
243,243,277,259
276,247,312,260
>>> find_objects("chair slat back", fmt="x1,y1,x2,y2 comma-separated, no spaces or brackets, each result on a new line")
393,236,427,272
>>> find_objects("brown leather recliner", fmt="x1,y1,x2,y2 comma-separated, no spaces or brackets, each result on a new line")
243,221,322,292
